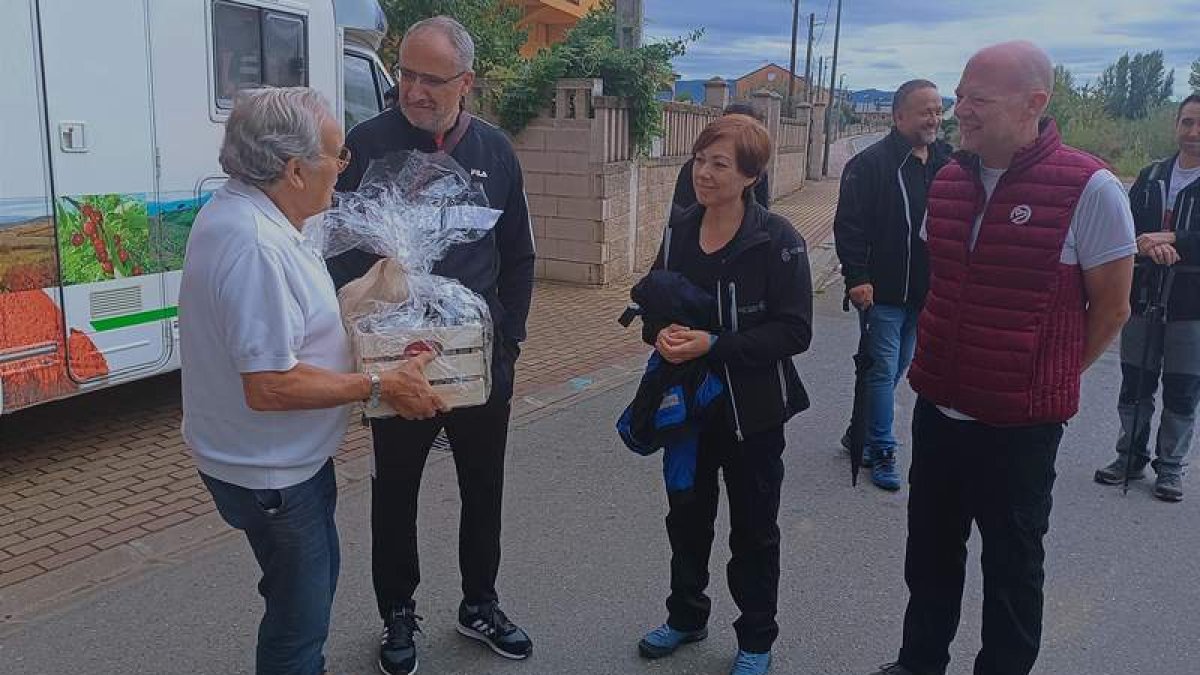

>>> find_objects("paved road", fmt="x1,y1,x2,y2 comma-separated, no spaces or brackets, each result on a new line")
4,289,1198,674
849,132,886,156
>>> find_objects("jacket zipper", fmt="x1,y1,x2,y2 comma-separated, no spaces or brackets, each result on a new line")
1158,179,1168,229
897,152,914,303
776,360,787,410
723,280,745,441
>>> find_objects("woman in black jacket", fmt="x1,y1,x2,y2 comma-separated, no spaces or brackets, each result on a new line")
635,115,813,675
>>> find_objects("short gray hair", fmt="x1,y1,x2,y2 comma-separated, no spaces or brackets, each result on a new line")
402,16,475,72
219,87,332,189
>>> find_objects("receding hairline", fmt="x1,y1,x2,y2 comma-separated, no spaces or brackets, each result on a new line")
400,16,475,71
966,41,1054,94
893,79,939,114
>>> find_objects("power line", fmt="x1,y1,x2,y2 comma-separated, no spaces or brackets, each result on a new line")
815,0,833,48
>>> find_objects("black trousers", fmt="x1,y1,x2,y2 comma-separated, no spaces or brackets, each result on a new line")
899,398,1063,675
664,419,786,654
370,395,511,618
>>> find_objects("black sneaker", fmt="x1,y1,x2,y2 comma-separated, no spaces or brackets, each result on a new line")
1153,473,1184,502
457,600,533,660
1094,455,1148,485
379,604,422,675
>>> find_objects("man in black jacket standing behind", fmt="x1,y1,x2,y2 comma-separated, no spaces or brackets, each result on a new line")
834,79,952,491
327,16,536,675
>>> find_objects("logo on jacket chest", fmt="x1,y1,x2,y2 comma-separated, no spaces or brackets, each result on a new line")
1009,204,1033,225
470,169,489,180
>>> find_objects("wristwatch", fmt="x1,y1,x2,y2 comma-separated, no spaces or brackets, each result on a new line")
365,372,382,409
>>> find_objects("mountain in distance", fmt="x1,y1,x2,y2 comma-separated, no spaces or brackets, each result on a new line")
850,88,955,110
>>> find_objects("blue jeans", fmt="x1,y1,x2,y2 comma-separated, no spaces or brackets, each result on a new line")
201,460,339,675
859,304,920,456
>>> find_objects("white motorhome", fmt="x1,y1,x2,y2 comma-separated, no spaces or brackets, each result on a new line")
0,0,395,414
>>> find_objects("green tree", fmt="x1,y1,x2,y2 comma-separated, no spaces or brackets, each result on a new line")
1098,54,1130,117
378,0,526,77
1190,57,1200,93
496,3,700,153
1048,64,1081,127
1045,62,1177,177
1098,51,1173,119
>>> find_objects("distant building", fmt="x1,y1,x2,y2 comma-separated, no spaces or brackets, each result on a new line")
853,99,893,126
733,63,811,101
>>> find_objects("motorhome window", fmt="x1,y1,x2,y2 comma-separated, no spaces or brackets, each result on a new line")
263,12,306,87
212,1,308,110
344,54,380,130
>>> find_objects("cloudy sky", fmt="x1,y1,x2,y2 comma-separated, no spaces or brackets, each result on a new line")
643,0,1199,96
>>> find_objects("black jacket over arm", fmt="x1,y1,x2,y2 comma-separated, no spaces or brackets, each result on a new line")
642,200,812,436
328,108,536,400
833,129,952,307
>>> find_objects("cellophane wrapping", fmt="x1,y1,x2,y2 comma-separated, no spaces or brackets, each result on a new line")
316,151,502,415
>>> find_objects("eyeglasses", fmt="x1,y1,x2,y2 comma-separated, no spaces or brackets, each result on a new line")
318,146,351,174
397,66,468,89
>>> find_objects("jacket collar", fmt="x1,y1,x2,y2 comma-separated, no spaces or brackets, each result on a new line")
394,107,469,152
885,128,917,163
1148,152,1180,183
669,198,771,263
1009,117,1064,173
952,117,1063,179
888,128,954,168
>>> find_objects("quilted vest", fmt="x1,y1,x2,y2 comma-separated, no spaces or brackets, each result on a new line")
908,120,1104,426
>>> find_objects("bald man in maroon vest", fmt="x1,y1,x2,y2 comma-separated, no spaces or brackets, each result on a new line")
867,42,1135,675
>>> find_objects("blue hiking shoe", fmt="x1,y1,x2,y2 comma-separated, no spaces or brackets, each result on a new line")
870,451,902,491
637,623,708,659
730,649,772,674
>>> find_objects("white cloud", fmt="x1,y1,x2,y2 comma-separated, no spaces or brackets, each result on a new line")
649,0,1200,95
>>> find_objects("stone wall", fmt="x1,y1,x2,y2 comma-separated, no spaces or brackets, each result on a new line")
631,157,689,273
473,78,828,287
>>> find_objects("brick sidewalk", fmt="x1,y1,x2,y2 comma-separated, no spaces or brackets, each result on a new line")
0,171,845,607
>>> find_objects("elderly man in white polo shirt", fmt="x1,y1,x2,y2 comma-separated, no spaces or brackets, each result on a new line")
179,87,446,675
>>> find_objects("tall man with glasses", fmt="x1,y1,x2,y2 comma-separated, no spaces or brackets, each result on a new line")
835,80,953,491
326,15,536,675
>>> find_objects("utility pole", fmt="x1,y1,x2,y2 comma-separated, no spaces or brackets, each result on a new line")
803,13,815,102
817,56,825,103
614,0,643,49
786,0,799,110
838,73,847,138
821,0,843,176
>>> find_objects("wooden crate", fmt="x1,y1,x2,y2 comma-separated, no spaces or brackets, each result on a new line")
352,323,490,416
